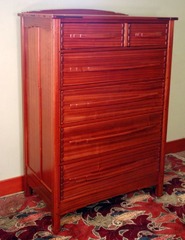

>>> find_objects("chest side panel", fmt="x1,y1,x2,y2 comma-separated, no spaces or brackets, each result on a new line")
23,17,59,198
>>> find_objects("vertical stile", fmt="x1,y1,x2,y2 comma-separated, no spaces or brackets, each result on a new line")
36,27,43,180
60,23,64,200
121,23,124,47
157,20,175,196
124,23,129,47
51,18,61,233
20,16,31,196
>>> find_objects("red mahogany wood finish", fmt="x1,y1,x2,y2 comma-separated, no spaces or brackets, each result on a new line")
18,9,177,233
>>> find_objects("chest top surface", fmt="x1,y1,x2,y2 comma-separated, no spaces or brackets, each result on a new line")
18,9,178,22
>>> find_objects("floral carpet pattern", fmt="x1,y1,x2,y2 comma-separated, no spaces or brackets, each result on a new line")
1,152,185,240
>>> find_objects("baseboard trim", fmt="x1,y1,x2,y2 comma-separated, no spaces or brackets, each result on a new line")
165,138,185,154
0,176,24,197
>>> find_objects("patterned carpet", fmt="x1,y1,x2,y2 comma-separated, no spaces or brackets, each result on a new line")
1,152,185,240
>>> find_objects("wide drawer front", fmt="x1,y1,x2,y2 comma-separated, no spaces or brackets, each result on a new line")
128,23,168,47
62,113,162,162
61,23,123,49
62,80,164,125
63,143,160,181
61,49,166,86
62,157,159,199
62,49,166,73
63,64,165,87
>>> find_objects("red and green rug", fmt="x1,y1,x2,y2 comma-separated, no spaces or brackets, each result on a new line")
1,152,185,239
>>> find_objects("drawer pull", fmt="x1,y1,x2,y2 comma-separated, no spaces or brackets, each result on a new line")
135,32,162,38
70,33,118,39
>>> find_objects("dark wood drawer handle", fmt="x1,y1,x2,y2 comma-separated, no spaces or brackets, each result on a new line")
134,32,163,38
69,33,118,39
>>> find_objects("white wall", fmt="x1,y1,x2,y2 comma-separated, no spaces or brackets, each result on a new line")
0,0,184,181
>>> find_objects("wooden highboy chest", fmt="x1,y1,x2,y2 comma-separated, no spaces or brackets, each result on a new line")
18,9,177,233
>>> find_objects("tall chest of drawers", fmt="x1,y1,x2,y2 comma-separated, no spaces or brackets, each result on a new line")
19,9,177,233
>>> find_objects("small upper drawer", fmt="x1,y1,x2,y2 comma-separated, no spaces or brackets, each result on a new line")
127,23,168,47
61,23,123,49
